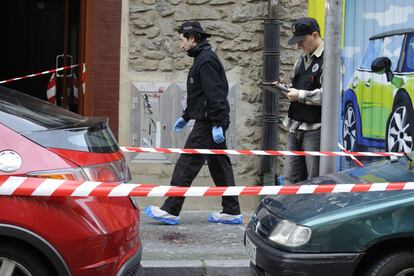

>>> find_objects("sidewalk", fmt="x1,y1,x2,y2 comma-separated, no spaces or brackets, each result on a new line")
139,210,253,276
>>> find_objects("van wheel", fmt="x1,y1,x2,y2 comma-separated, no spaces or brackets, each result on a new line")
342,102,358,151
386,102,414,152
0,243,52,276
364,251,414,276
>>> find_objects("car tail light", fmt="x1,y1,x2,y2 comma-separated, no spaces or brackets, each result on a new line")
82,159,130,182
27,168,87,181
28,159,131,183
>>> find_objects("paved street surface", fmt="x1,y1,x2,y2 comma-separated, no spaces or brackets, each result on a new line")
140,210,253,276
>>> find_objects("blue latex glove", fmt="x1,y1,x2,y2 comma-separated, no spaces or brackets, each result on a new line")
173,117,187,132
212,126,225,144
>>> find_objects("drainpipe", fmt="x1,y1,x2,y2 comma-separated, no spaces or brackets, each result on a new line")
260,0,281,185
319,0,343,175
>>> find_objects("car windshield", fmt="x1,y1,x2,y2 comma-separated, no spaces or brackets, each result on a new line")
265,156,414,223
0,85,86,133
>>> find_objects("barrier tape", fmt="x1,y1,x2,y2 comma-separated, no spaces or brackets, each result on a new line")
120,147,404,158
0,64,81,84
0,176,413,197
337,143,364,167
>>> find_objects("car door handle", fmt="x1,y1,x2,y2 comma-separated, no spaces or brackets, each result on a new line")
364,79,371,88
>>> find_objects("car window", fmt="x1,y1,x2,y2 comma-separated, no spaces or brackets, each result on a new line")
379,35,404,71
25,125,120,153
0,86,86,132
360,39,382,70
0,86,119,153
360,35,404,71
402,33,414,72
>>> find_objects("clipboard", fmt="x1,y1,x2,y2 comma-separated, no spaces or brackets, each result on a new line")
258,83,290,98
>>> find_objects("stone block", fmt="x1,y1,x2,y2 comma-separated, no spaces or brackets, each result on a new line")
157,0,175,17
175,6,221,20
210,0,235,5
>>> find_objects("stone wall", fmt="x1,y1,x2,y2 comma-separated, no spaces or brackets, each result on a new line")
128,0,307,179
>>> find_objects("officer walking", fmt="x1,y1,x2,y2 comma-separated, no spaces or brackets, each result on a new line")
144,21,242,225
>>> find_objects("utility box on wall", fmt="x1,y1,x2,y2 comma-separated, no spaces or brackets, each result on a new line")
131,81,237,163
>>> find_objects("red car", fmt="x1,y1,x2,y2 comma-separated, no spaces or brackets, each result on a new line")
0,86,144,276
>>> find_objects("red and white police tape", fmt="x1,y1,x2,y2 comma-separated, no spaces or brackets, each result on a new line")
0,64,81,84
0,176,413,197
120,146,404,158
337,143,364,167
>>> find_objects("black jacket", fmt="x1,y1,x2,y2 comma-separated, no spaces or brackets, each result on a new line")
182,40,230,127
288,53,323,123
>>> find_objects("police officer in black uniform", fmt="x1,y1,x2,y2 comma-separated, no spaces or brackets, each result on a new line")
275,17,324,184
144,21,242,225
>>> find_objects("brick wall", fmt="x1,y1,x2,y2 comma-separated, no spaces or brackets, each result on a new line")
86,0,122,138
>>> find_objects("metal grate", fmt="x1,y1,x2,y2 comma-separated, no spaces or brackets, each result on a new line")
126,262,141,276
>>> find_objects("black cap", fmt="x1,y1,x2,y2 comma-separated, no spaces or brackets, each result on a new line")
288,17,320,45
178,21,211,38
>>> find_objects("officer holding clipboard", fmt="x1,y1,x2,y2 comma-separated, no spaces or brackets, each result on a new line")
272,17,324,185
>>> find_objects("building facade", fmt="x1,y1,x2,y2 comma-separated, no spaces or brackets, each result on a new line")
120,0,308,183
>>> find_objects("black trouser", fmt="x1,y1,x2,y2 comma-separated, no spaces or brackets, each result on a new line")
161,120,241,216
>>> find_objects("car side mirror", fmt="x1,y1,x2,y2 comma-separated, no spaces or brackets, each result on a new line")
371,57,394,82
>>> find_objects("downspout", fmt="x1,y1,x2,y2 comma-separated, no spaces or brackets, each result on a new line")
319,0,343,175
260,0,281,185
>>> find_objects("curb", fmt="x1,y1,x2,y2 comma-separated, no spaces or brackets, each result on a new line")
142,259,251,276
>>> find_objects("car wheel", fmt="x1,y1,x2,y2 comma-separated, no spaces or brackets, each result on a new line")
0,243,53,276
386,102,414,152
364,251,414,276
342,102,358,151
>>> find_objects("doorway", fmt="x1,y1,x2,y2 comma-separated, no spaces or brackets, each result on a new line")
0,0,83,113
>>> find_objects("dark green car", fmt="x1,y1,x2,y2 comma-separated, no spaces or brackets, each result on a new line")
246,155,414,276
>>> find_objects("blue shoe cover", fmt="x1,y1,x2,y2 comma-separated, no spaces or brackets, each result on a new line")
208,213,243,225
144,206,180,225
